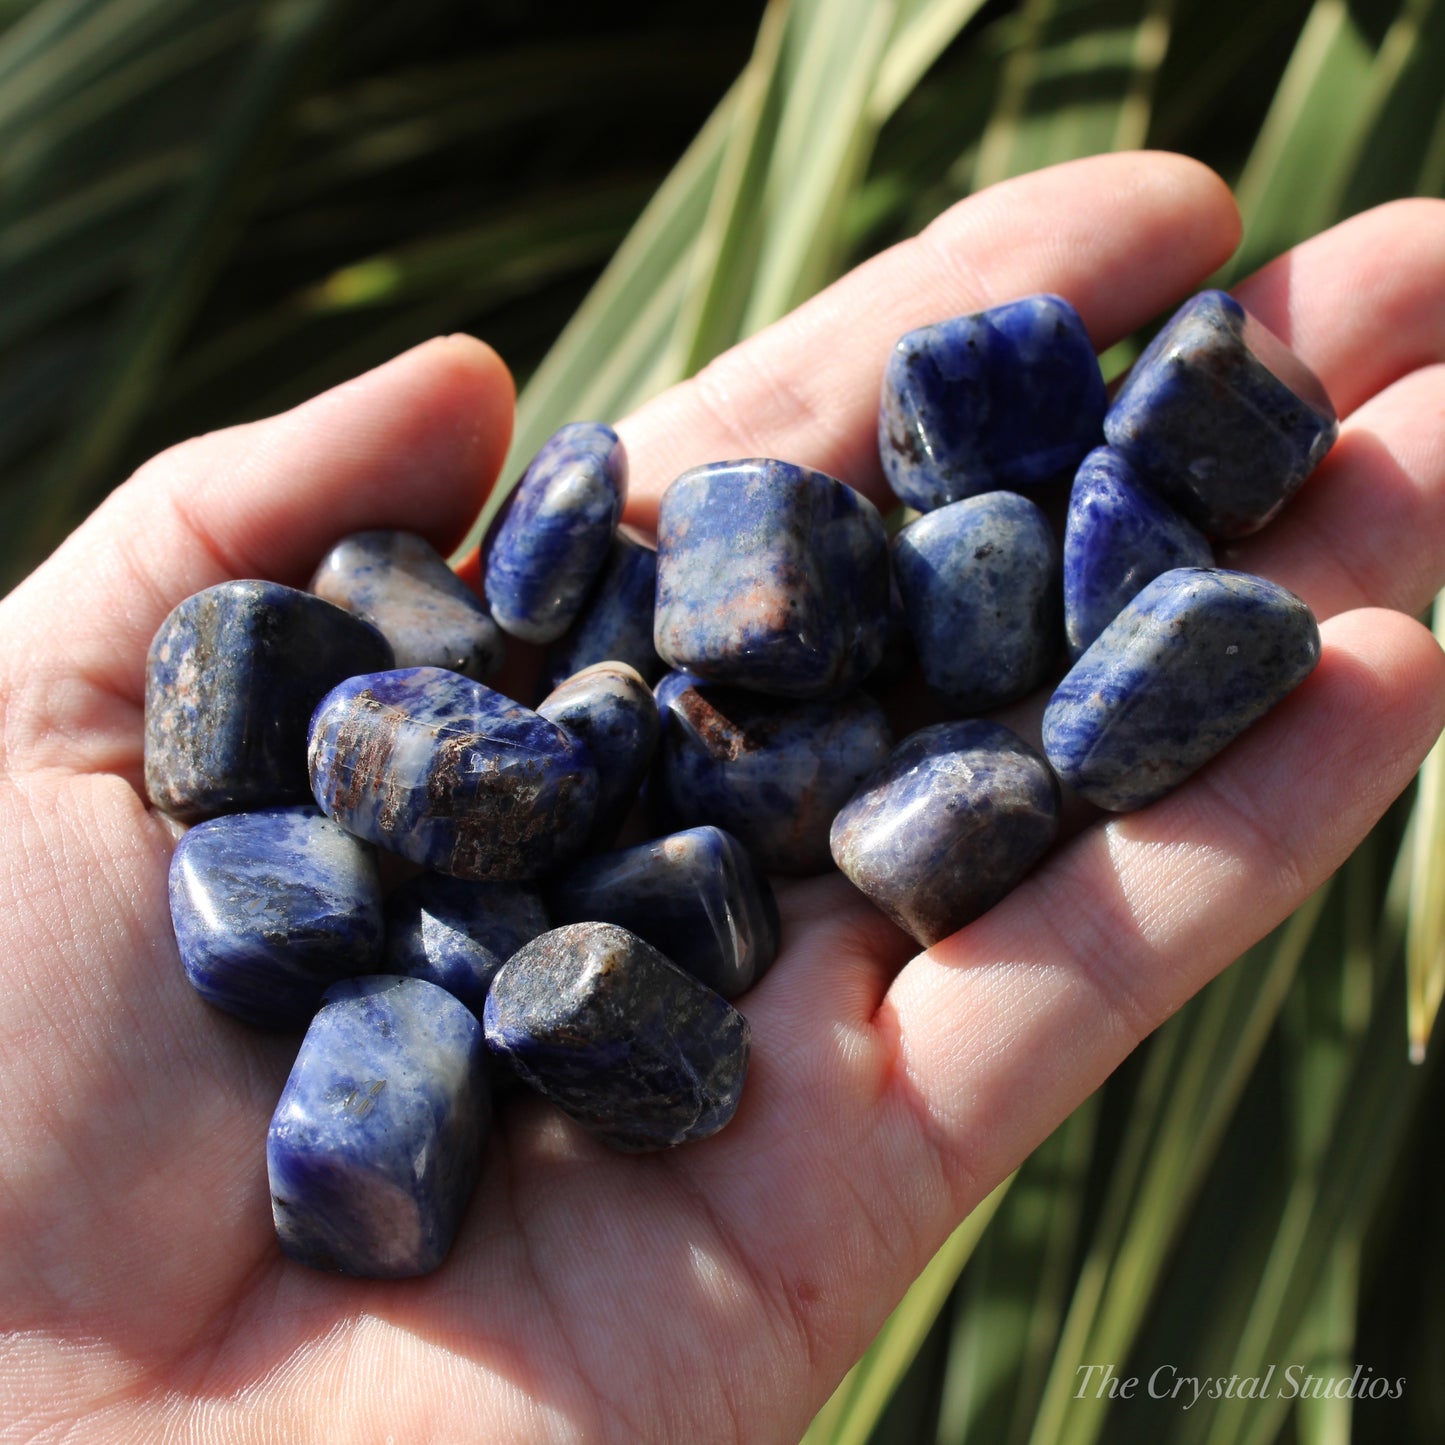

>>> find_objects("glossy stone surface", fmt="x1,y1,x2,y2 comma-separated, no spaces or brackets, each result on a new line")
549,826,780,997
311,530,504,680
654,459,889,700
385,873,550,1018
484,923,749,1151
484,422,627,644
543,525,661,691
308,667,598,880
268,976,489,1278
892,491,1060,713
831,722,1059,947
145,580,393,821
1104,290,1339,538
537,661,659,848
879,294,1107,512
653,672,892,874
169,805,383,1029
1063,447,1213,660
1042,567,1321,811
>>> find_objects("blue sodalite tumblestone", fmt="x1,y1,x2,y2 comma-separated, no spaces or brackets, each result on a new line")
308,667,598,880
268,975,489,1278
1063,447,1213,660
169,805,383,1029
484,422,627,644
653,672,893,874
654,459,890,700
548,826,779,997
878,294,1107,512
385,873,550,1018
543,525,661,691
1042,567,1321,812
1104,290,1338,539
892,491,1060,713
145,580,393,821
484,923,750,1152
831,722,1059,947
311,530,504,680
537,661,659,849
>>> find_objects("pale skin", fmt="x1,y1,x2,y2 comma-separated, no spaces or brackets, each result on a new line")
1,152,1443,1443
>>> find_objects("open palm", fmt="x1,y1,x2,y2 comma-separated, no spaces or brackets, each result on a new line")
2,153,1443,1443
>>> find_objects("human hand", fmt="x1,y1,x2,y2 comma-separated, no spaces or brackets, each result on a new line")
1,151,1442,1443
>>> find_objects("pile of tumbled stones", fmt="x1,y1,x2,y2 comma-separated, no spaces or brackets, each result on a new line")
148,287,1334,1279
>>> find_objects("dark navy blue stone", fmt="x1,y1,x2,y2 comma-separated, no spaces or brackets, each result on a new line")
1063,447,1213,660
169,805,384,1029
484,923,749,1152
548,826,780,997
311,530,504,680
385,873,549,1018
145,580,394,821
543,525,662,691
1042,567,1321,811
267,975,489,1278
879,294,1106,512
831,721,1059,947
892,491,1061,713
1104,290,1339,539
308,666,598,880
653,671,892,874
484,422,627,644
654,459,890,700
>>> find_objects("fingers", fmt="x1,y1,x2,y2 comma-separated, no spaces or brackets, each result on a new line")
617,152,1241,526
879,607,1445,1204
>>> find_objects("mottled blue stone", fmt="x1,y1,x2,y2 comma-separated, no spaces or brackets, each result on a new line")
484,422,627,644
653,671,892,874
1063,447,1213,660
311,530,504,680
268,975,489,1278
308,667,598,880
145,580,393,821
892,491,1060,713
1042,567,1321,811
654,459,889,700
169,805,383,1029
1104,290,1339,539
548,826,780,997
385,873,549,1018
879,294,1107,512
484,923,749,1151
543,525,661,691
831,722,1059,947
537,661,659,848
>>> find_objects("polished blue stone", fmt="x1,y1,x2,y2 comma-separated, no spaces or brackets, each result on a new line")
543,525,661,691
1104,290,1339,539
1042,567,1321,811
268,975,489,1278
892,491,1060,713
311,530,504,680
548,826,780,997
484,923,749,1152
484,422,627,644
145,580,393,821
653,671,892,874
537,661,659,849
385,873,549,1018
1063,447,1213,660
831,722,1059,947
169,805,383,1029
654,459,889,700
308,667,598,880
879,294,1106,512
